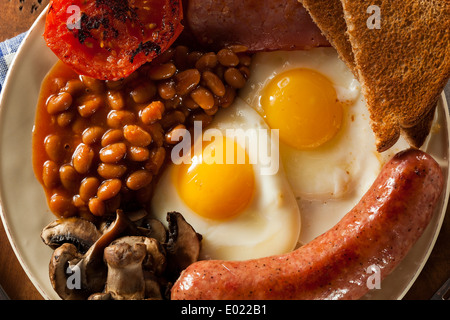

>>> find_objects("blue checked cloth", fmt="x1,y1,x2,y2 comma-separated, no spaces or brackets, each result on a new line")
0,31,28,93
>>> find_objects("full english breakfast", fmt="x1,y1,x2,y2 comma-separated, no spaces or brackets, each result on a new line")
30,0,449,300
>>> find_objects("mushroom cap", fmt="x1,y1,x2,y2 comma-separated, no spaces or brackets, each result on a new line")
166,212,202,276
49,243,86,300
41,217,101,253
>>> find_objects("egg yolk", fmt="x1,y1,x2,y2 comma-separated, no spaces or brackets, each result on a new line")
260,68,343,149
176,136,255,221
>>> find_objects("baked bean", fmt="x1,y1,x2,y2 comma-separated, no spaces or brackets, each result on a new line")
61,79,85,96
51,77,66,92
157,80,176,100
47,92,73,115
202,71,226,97
71,116,89,134
97,162,127,179
56,111,75,127
224,68,246,89
49,193,76,217
217,48,239,67
99,142,127,163
228,45,249,53
239,66,251,79
190,87,215,110
204,104,219,116
88,197,105,216
60,164,80,192
82,126,105,145
195,52,218,71
187,111,213,127
107,90,125,110
105,79,125,90
174,69,201,95
145,147,166,175
187,51,204,67
80,75,105,93
72,194,86,208
174,45,189,70
218,86,236,108
152,47,175,65
128,146,150,162
105,194,121,213
145,123,164,147
141,101,165,125
159,110,186,130
42,160,60,189
79,177,100,202
183,96,200,110
165,124,186,145
136,184,153,204
164,95,182,110
107,110,135,128
78,96,103,118
148,62,176,80
130,81,156,104
44,134,63,162
101,129,124,147
239,54,252,67
126,169,153,190
123,125,152,147
72,144,94,174
97,179,122,201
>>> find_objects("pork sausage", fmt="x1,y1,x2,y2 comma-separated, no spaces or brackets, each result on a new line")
185,0,330,52
171,148,444,300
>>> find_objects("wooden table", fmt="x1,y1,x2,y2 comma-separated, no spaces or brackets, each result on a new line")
0,0,449,301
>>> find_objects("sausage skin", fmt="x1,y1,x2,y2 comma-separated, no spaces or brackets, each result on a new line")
185,0,330,52
171,148,444,300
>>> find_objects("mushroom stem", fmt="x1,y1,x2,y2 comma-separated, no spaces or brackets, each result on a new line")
104,242,146,300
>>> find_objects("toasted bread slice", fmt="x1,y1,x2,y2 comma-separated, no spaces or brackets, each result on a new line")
299,0,357,76
340,0,450,152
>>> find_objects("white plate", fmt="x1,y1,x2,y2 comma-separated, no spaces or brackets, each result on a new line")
0,7,449,300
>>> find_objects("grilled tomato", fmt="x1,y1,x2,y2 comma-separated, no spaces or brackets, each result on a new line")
44,0,184,80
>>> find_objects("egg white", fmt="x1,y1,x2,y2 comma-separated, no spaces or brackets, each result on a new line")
150,98,301,261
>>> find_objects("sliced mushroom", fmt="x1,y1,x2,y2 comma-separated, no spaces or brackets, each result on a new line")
49,243,87,300
139,218,167,244
143,270,163,300
110,236,167,275
128,209,168,243
41,217,101,253
46,210,139,299
88,292,113,300
165,211,202,276
103,241,147,300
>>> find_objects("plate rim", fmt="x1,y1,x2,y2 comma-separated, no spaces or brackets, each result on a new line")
0,6,51,300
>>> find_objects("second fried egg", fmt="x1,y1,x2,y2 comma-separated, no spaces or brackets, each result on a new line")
239,47,409,242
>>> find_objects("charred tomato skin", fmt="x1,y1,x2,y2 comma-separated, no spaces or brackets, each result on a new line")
44,0,184,80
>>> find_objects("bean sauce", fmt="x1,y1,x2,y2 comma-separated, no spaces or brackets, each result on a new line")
32,45,252,221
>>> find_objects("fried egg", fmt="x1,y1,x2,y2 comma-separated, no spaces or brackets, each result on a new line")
239,47,410,243
151,98,301,261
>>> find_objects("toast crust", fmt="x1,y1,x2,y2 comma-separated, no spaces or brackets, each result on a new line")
300,0,449,152
299,0,357,76
340,0,449,151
